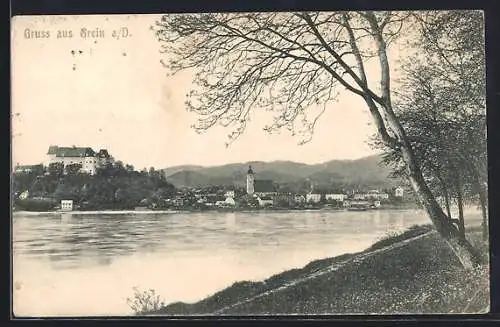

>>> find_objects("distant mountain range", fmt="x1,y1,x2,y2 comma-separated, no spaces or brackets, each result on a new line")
163,154,399,190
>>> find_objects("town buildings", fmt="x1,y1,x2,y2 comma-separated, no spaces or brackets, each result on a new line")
246,166,277,197
247,166,349,207
14,145,408,210
14,164,44,174
254,180,277,197
326,193,347,202
305,183,347,204
352,190,390,201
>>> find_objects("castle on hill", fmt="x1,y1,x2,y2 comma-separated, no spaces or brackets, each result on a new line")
46,145,113,175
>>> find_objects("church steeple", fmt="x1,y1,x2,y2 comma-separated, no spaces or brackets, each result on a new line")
246,165,255,195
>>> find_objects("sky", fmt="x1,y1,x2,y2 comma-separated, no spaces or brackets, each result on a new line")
11,14,386,170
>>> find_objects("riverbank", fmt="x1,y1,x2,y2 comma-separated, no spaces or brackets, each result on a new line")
144,224,489,315
12,209,182,216
12,204,418,216
12,208,337,216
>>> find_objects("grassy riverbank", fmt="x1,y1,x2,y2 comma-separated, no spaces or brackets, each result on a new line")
144,224,489,315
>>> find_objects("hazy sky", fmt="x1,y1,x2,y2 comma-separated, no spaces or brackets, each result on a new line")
11,14,386,169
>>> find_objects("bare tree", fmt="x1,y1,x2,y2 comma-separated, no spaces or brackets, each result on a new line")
154,11,485,268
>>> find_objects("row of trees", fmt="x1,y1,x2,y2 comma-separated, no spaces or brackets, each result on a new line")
13,161,176,210
376,11,487,241
154,10,487,268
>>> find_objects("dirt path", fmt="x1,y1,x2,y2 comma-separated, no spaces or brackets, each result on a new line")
213,230,436,314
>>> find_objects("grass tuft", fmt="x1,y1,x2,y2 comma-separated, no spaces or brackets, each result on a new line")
127,287,166,315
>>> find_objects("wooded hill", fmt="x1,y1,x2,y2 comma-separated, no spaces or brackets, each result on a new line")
163,154,398,191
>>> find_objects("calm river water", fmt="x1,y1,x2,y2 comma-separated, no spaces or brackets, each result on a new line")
12,208,482,316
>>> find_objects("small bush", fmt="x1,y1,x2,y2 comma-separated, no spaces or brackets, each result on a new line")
126,287,165,315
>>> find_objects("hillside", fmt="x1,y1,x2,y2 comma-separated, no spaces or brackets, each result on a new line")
163,154,398,190
144,225,489,315
13,164,176,211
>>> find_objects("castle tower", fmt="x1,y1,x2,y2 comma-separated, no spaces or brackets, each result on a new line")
246,165,255,195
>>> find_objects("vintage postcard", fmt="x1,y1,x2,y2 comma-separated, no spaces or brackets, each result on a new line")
11,12,489,317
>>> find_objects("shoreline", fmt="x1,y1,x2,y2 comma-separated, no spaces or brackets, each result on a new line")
12,205,418,216
12,209,183,216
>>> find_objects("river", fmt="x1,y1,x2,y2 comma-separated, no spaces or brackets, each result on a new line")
12,208,482,317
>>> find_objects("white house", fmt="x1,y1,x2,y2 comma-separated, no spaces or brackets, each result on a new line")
60,200,74,211
225,197,236,206
306,193,321,203
326,193,346,201
14,164,43,174
216,197,236,207
257,196,274,207
379,193,390,200
15,165,33,173
173,197,184,207
19,190,29,200
395,187,404,198
294,195,306,204
353,193,367,200
221,191,236,207
354,192,389,201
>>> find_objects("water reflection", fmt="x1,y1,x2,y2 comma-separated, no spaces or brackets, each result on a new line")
13,208,482,316
61,212,74,220
14,209,440,271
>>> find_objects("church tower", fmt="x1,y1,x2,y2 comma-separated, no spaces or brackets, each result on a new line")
246,165,255,195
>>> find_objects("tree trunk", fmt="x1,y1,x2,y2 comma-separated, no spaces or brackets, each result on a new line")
382,112,484,269
455,179,466,240
360,15,483,269
440,178,452,219
477,182,488,241
404,164,480,269
444,189,452,220
466,162,488,242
